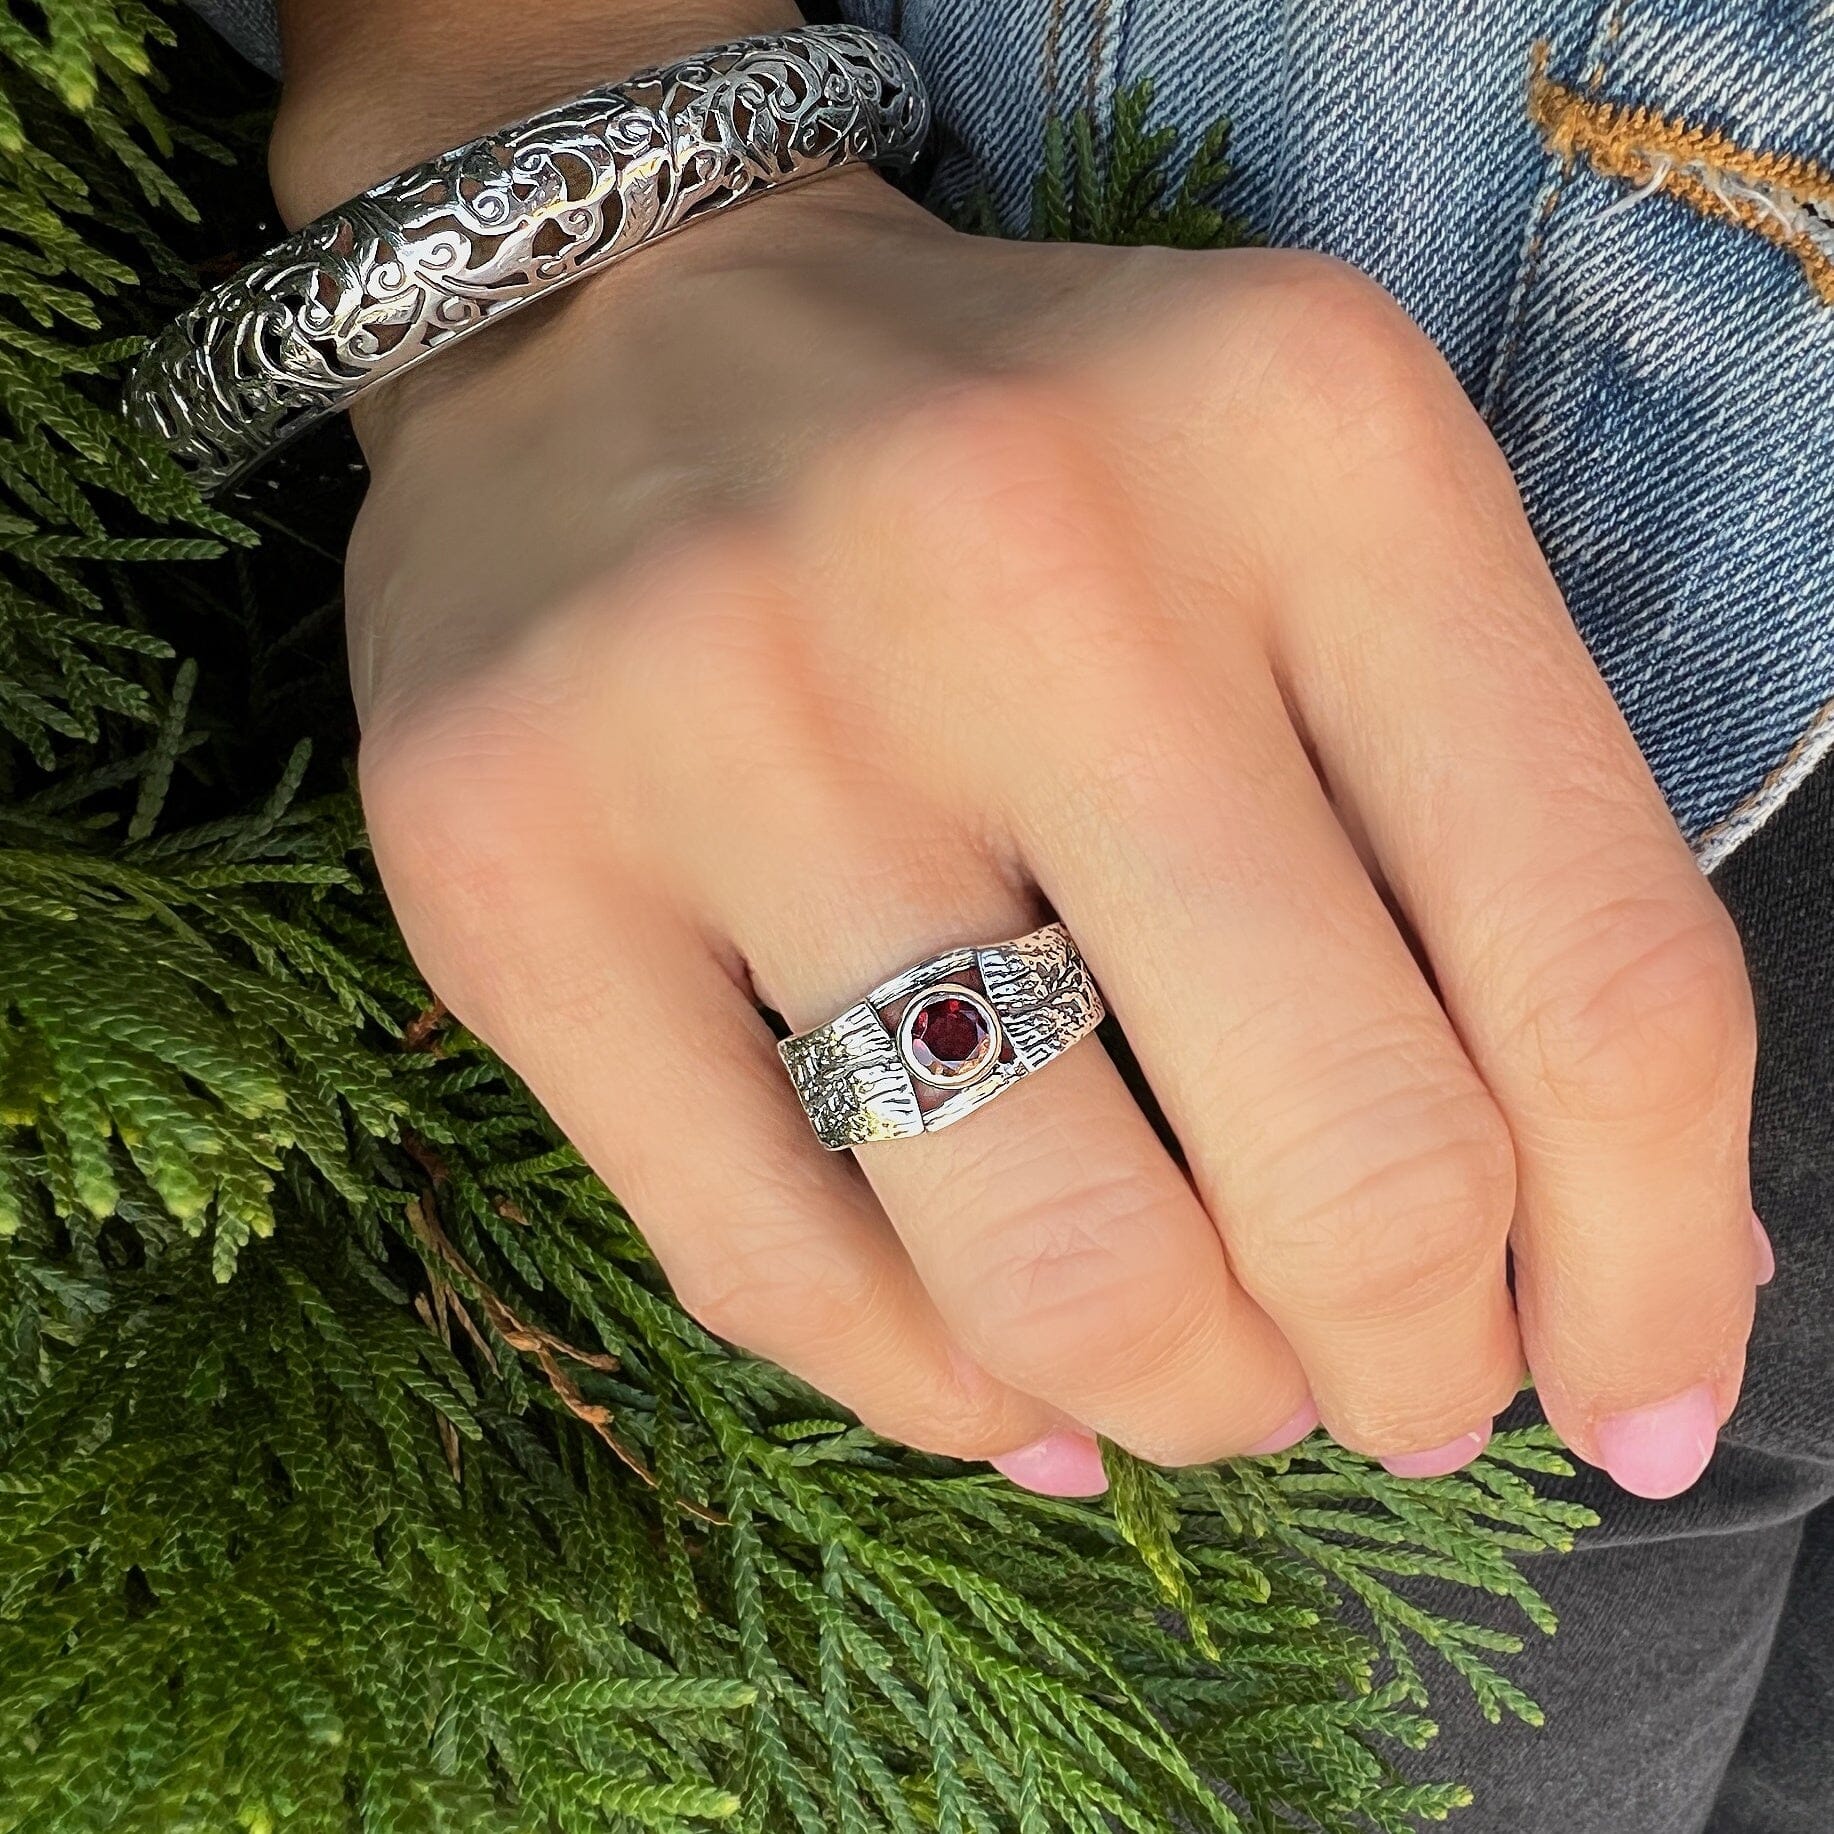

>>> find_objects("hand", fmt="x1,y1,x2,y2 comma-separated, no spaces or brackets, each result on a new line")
282,18,1762,1500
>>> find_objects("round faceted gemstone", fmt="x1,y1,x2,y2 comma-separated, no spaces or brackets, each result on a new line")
903,989,998,1086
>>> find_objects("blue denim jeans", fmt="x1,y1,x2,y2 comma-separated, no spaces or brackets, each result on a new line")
840,0,1834,872
188,2,1834,1825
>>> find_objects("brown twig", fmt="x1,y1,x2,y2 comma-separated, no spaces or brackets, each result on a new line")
402,1188,656,1486
413,1290,466,1486
399,1130,450,1186
399,998,450,1053
397,1136,727,1517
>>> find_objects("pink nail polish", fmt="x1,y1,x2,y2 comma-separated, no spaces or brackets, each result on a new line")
1751,1210,1776,1286
1245,1396,1320,1456
1379,1424,1491,1479
1594,1383,1718,1499
989,1430,1108,1497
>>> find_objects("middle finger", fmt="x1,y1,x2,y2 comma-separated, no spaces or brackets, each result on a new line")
996,625,1526,1470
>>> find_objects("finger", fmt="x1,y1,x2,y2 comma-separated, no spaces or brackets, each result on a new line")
360,737,1067,1472
817,388,1522,1470
987,606,1525,1468
1269,413,1758,1497
694,780,1316,1468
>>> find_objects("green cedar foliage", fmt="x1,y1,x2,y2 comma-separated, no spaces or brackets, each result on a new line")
949,77,1254,248
0,9,1598,1829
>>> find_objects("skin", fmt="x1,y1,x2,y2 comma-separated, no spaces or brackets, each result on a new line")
272,0,1763,1497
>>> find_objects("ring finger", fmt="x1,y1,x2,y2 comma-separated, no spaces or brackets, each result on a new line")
696,779,1316,1468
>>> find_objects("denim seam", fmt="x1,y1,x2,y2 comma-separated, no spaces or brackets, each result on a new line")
1085,0,1119,118
1696,696,1834,877
1040,0,1122,122
1110,0,1138,112
1527,64,1834,305
1479,1,1630,423
1488,12,1834,871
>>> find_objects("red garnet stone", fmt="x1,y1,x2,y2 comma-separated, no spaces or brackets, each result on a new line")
904,990,998,1085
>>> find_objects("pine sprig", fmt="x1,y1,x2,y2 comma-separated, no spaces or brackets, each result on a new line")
951,78,1257,250
0,0,248,772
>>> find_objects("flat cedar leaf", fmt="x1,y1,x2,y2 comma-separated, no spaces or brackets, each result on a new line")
1102,1442,1218,1661
521,1676,759,1717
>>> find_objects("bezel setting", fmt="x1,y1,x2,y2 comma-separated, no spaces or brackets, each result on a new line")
777,923,1105,1150
896,984,1002,1088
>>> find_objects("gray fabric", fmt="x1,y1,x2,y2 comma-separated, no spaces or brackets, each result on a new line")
1399,756,1834,1831
185,0,280,73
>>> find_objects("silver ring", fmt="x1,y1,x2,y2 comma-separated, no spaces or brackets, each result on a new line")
779,922,1105,1149
123,25,929,495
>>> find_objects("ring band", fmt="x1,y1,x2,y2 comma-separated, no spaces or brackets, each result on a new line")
779,922,1105,1150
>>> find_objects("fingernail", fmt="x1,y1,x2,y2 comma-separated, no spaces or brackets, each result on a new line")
989,1430,1108,1497
1245,1396,1320,1456
1379,1423,1491,1479
1751,1210,1776,1286
1594,1383,1718,1499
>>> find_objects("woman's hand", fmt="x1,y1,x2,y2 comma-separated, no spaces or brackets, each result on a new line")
338,177,1760,1497
277,10,1762,1498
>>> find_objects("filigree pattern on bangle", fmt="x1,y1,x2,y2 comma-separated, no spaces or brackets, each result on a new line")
124,25,928,494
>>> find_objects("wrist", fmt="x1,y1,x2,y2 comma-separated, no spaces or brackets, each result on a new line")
270,0,803,225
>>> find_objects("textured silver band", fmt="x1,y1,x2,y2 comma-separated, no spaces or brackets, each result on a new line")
124,25,929,494
779,923,1106,1150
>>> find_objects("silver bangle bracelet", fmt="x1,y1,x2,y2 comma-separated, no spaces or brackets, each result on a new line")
124,25,929,495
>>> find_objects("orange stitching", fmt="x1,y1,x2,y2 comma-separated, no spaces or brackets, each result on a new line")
1528,45,1834,303
1486,12,1632,417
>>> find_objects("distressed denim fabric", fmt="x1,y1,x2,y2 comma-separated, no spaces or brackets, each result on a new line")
839,0,1834,867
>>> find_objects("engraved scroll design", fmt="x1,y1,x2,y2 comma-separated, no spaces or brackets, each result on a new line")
125,26,928,493
978,923,1105,1070
778,1002,921,1150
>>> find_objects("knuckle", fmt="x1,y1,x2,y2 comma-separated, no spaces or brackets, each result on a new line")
666,1228,889,1365
1232,1076,1516,1320
669,1222,1027,1463
358,696,578,1036
960,1173,1215,1387
856,1384,1035,1465
1246,253,1479,469
360,677,573,856
665,1264,764,1354
1270,264,1432,403
1328,1392,1507,1461
882,1409,1018,1466
1518,894,1755,1121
